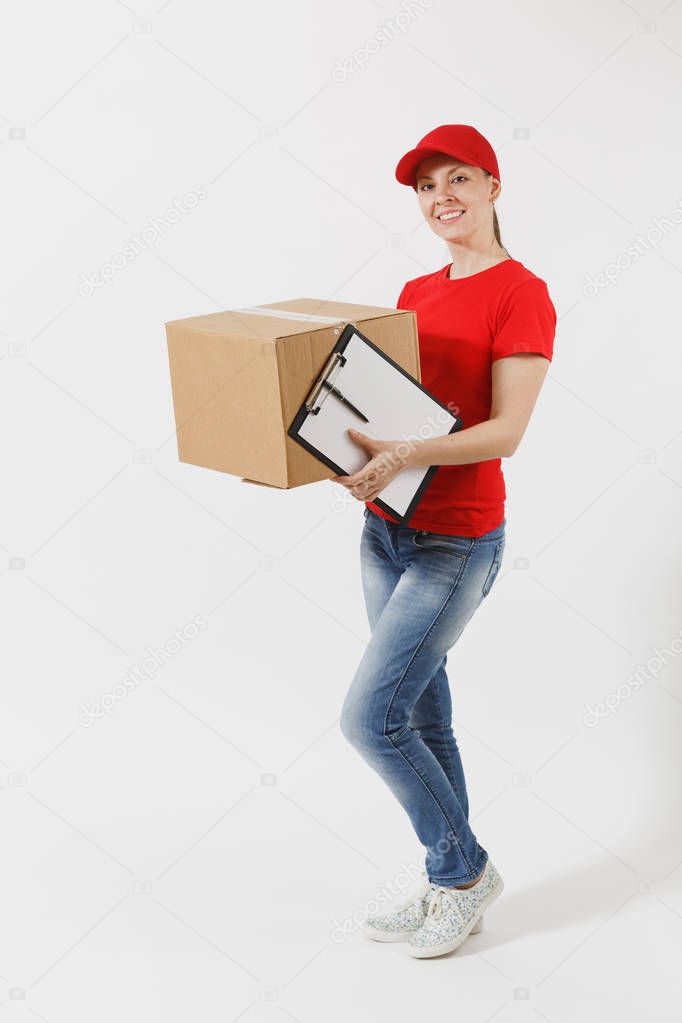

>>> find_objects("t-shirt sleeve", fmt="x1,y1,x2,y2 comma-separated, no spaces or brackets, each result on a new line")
397,281,412,309
492,278,556,362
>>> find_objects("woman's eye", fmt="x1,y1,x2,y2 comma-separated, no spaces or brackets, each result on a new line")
420,176,465,191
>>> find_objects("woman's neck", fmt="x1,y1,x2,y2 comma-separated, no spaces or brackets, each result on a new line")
447,245,510,280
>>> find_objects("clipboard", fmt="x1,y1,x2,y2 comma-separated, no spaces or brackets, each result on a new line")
287,323,463,524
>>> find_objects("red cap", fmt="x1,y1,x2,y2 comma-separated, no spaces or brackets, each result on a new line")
395,124,501,191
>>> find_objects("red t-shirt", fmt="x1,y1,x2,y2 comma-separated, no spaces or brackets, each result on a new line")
366,258,556,537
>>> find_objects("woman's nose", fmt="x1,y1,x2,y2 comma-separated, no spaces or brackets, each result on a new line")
435,186,458,203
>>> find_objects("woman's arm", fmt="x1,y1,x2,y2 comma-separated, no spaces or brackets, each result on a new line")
405,353,551,468
333,354,551,502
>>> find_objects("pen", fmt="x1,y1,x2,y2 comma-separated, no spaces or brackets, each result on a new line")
320,380,369,423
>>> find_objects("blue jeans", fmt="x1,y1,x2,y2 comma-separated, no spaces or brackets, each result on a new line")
340,508,506,885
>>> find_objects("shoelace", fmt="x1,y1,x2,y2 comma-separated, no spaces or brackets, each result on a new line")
391,876,433,914
426,886,467,924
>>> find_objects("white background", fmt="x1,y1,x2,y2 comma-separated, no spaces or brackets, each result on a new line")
1,0,681,1020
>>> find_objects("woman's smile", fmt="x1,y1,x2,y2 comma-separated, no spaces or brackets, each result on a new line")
435,209,466,223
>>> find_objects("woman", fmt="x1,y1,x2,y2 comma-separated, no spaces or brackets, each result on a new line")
332,124,556,959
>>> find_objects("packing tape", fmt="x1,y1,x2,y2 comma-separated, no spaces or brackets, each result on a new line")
231,305,347,325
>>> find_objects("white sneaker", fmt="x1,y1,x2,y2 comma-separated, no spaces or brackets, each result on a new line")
362,872,484,943
406,859,503,958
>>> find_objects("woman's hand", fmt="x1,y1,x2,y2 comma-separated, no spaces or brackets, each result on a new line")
331,428,412,502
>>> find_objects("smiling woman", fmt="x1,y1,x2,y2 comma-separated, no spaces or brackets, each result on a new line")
415,156,510,273
335,123,557,960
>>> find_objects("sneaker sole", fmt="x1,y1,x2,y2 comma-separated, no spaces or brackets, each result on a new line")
363,914,483,943
406,878,502,958
363,925,416,942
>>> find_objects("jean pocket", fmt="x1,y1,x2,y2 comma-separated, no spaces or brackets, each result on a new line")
411,530,473,559
482,539,504,596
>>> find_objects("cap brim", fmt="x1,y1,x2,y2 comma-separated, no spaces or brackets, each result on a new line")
395,147,444,188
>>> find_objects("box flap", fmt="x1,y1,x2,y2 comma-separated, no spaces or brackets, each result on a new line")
164,298,404,342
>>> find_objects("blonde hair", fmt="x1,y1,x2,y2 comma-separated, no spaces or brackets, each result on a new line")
486,171,511,258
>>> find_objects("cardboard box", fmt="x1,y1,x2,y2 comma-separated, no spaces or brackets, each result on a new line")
165,298,419,489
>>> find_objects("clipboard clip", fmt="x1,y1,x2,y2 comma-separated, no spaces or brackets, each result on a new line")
304,351,347,415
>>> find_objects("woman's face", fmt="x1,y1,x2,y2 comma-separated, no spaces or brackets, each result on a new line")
415,154,500,240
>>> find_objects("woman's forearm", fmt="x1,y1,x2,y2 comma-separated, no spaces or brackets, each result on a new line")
404,418,515,469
